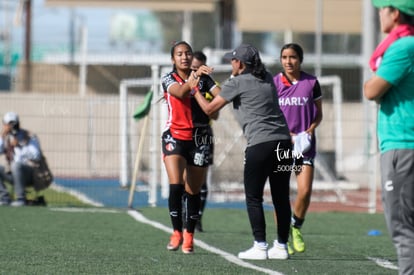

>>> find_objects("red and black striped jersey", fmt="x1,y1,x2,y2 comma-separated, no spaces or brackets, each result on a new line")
161,71,218,140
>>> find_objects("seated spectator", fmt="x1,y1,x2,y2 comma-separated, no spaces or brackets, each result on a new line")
0,112,41,207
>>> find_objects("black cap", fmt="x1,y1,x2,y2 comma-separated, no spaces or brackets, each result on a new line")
223,44,258,65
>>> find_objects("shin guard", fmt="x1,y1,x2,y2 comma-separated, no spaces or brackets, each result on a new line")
168,184,184,231
184,192,201,233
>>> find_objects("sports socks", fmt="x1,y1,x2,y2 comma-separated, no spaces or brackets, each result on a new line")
292,214,305,229
168,184,184,231
183,192,201,233
199,182,208,216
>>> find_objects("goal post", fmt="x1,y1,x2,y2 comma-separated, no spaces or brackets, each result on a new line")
119,65,160,207
318,76,343,176
313,75,377,212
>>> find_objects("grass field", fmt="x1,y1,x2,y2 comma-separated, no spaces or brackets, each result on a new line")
0,205,397,275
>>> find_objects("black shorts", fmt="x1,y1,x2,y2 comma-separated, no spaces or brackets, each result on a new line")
162,128,213,167
293,157,314,167
194,126,214,165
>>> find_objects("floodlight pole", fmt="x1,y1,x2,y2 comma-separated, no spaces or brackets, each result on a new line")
362,0,378,214
182,10,192,45
23,0,32,92
315,0,323,77
79,25,88,97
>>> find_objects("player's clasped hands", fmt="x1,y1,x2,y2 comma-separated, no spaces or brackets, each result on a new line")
194,65,214,78
188,74,200,89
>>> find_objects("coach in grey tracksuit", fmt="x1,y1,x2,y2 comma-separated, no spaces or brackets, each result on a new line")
190,44,293,260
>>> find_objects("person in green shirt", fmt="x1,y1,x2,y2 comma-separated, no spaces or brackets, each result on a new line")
364,1,414,274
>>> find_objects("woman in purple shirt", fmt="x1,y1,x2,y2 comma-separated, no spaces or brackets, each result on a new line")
273,43,323,255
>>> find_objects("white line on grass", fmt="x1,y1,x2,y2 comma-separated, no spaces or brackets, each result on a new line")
367,257,399,270
51,183,104,207
127,209,284,275
50,207,122,213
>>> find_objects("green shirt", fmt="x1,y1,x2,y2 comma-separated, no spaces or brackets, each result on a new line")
376,36,414,153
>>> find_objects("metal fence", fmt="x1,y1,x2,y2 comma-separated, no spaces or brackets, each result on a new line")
0,60,378,210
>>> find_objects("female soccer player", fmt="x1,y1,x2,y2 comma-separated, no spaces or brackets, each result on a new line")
161,41,220,254
274,43,323,254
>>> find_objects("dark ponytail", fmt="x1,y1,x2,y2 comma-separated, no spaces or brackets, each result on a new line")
250,54,267,80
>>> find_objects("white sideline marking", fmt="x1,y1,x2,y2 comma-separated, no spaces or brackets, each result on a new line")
49,207,121,213
367,257,399,270
50,183,104,207
127,210,284,275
